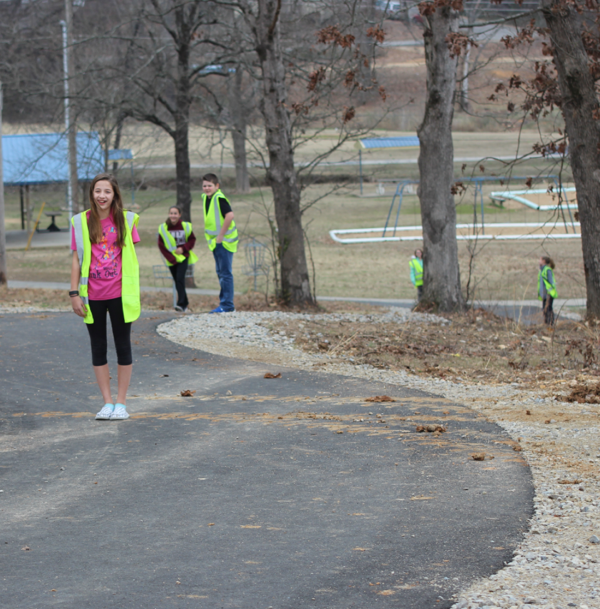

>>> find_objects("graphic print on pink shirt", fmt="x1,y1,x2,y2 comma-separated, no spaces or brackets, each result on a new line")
71,212,140,301
92,224,119,281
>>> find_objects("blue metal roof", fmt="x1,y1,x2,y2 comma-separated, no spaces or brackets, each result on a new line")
2,131,105,185
108,148,133,161
359,136,420,149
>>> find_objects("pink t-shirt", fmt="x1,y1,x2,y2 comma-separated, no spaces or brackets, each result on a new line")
71,212,140,301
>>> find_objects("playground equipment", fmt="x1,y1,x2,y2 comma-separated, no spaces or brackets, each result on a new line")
330,176,581,244
242,238,270,290
357,136,419,195
489,187,577,211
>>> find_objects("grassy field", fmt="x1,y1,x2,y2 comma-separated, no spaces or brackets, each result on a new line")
3,160,585,304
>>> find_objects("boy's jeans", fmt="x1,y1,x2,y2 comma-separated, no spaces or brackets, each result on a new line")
213,243,235,311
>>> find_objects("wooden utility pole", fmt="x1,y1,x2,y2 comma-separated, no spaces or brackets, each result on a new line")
0,82,7,285
62,0,79,220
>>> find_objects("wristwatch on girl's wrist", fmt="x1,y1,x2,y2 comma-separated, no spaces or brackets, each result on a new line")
69,290,79,297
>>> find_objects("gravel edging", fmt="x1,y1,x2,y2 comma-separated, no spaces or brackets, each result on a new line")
159,310,600,609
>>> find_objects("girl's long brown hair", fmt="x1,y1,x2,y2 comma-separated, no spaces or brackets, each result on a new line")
541,256,556,270
87,173,126,248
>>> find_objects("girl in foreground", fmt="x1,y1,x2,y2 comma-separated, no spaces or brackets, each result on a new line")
70,173,141,420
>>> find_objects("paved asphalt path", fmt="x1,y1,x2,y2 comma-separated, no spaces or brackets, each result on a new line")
0,312,533,609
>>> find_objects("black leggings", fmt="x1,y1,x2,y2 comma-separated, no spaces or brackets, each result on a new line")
169,259,189,308
86,298,133,366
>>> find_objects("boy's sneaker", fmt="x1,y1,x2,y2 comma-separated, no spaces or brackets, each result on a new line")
174,305,184,313
95,404,115,420
209,306,226,314
111,404,130,420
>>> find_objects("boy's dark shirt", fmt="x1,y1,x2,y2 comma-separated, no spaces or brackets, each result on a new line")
205,193,232,218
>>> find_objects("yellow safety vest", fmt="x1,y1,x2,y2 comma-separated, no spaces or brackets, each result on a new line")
538,265,557,300
158,221,199,266
71,210,141,324
202,190,238,253
409,257,424,287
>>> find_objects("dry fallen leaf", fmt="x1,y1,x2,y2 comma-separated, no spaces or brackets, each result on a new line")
558,479,582,485
513,445,523,452
378,590,395,596
365,395,396,402
415,424,446,433
526,410,531,415
180,389,196,397
264,372,282,379
471,453,494,461
336,430,344,434
207,523,215,526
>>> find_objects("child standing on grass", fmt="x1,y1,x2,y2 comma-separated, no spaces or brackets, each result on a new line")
538,256,557,326
70,173,141,420
157,205,198,313
409,248,424,301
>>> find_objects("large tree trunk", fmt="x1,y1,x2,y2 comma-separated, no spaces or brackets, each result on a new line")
417,5,464,312
173,8,192,222
255,0,313,305
542,1,600,319
173,120,192,221
227,67,250,193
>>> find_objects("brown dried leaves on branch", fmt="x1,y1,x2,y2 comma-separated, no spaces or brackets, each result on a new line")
419,0,464,17
366,25,386,44
446,32,478,58
316,25,355,48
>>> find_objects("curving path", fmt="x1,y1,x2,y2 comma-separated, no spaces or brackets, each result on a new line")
0,312,533,609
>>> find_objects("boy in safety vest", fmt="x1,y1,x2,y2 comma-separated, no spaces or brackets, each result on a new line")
538,256,557,326
409,248,424,301
201,173,238,312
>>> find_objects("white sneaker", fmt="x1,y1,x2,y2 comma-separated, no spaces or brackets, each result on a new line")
111,404,130,420
95,404,115,420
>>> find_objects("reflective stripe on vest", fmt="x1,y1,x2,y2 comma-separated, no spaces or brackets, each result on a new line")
158,221,199,266
410,258,424,287
71,211,141,324
538,265,557,300
203,190,238,253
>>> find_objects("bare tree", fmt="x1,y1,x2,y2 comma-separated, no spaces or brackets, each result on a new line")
251,0,313,304
495,1,600,319
538,0,600,319
417,1,465,312
81,0,236,221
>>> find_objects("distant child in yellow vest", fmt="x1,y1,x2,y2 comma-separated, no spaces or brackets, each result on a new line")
538,256,557,326
409,248,424,301
157,206,198,313
201,173,239,313
70,173,141,421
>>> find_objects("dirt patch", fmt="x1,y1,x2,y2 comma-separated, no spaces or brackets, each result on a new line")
274,308,600,397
